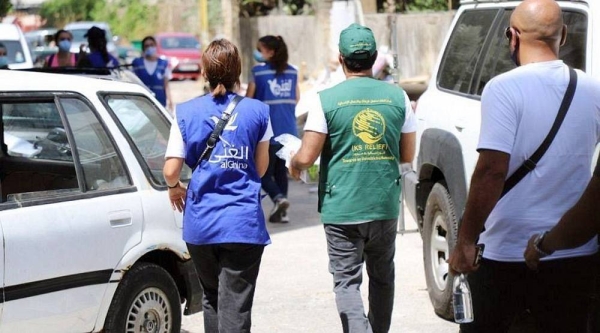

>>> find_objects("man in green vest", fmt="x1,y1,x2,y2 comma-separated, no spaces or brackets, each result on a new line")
290,23,416,333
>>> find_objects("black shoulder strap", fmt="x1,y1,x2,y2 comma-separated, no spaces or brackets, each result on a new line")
500,67,577,198
193,95,244,171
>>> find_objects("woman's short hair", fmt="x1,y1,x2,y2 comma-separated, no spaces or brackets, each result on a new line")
202,39,241,96
54,29,72,43
141,36,157,50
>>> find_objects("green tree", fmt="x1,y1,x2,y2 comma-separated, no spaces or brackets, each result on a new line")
92,0,158,41
0,0,12,19
39,0,98,28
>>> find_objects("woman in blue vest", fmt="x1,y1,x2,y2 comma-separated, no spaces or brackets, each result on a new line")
132,36,172,109
163,38,273,332
77,26,119,68
246,35,299,223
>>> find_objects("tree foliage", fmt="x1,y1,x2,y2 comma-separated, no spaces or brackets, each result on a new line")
0,0,11,19
92,0,158,41
39,0,98,28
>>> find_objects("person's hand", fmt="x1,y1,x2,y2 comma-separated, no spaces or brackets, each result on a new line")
448,242,480,275
524,234,542,270
79,43,87,53
288,151,301,180
168,182,187,212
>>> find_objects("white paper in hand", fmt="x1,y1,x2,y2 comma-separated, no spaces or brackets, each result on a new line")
273,134,318,183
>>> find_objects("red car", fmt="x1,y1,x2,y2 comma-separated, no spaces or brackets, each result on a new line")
155,32,202,80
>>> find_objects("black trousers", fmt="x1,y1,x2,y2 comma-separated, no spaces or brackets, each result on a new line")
261,143,288,202
187,243,265,333
461,255,597,333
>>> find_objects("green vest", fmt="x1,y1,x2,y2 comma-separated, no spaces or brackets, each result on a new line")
318,77,406,224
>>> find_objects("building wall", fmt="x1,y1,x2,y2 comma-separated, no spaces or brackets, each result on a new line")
239,11,455,83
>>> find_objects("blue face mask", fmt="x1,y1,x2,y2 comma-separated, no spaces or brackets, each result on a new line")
253,49,266,63
0,56,8,68
145,47,157,57
58,40,71,52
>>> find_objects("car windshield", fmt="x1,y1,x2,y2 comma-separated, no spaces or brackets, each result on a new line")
104,94,191,186
0,40,26,64
69,28,113,44
159,36,200,50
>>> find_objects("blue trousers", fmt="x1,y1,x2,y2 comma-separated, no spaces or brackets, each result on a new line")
261,143,288,202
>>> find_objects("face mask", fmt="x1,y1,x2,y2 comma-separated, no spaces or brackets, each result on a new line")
0,56,7,68
58,40,71,52
253,49,266,63
145,47,157,57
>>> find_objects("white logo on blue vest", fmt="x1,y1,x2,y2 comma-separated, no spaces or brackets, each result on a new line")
268,78,293,97
208,113,248,169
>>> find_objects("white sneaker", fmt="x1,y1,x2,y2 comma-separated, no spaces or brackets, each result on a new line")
269,198,289,223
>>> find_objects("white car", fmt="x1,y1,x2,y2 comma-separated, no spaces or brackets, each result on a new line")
64,21,118,59
403,0,599,321
0,23,34,69
0,70,199,332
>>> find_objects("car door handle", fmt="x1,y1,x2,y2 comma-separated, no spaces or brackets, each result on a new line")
109,211,132,227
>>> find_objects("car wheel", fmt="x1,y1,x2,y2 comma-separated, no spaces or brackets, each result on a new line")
104,262,182,333
422,182,458,321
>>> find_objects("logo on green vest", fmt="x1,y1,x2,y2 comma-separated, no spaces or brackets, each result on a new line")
352,108,386,144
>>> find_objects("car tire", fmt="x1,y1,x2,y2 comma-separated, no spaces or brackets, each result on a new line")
104,262,182,333
422,182,458,321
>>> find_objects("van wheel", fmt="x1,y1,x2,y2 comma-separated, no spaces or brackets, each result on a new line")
422,183,458,321
104,262,182,333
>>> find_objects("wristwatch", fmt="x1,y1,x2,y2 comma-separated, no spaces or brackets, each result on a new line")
533,231,555,258
167,181,180,189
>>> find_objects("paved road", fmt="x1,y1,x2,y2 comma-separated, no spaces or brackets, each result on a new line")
170,80,458,333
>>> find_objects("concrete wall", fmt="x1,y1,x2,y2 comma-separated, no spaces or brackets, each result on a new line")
239,11,455,83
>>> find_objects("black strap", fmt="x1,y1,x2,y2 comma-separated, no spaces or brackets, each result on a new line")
500,67,577,198
193,95,244,171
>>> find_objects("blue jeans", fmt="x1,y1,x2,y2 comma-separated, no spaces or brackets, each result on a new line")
187,243,265,333
324,219,397,333
261,143,288,202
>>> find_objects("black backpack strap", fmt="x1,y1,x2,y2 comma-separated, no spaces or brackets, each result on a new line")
193,95,244,171
500,67,577,198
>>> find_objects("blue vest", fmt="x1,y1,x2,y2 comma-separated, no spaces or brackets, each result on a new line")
251,63,298,141
87,51,119,68
177,92,271,246
132,57,168,106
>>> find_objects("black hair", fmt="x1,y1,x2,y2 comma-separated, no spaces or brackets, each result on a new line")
0,42,5,51
258,35,288,74
54,29,72,43
87,27,109,64
141,36,157,51
343,52,378,73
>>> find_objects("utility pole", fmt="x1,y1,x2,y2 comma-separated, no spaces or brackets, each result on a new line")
199,0,209,48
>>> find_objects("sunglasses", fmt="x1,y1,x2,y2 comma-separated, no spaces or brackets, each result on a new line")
504,27,520,40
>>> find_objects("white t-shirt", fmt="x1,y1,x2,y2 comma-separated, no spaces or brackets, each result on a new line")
165,108,273,159
478,60,600,261
303,89,417,134
144,59,173,81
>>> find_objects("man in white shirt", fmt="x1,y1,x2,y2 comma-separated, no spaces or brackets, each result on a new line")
449,0,600,332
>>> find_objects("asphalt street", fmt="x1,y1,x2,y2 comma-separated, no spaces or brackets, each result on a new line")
171,80,458,333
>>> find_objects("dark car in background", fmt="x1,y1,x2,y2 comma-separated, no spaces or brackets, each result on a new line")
155,32,201,80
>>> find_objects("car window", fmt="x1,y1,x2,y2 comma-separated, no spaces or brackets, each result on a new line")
60,98,130,191
69,28,113,44
0,97,131,203
437,9,500,94
0,40,26,64
104,95,191,187
475,10,587,96
159,37,200,50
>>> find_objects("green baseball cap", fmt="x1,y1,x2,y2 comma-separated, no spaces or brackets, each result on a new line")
339,23,377,60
